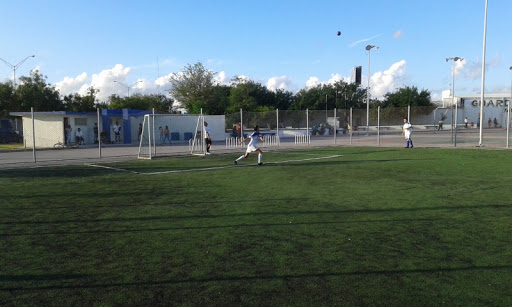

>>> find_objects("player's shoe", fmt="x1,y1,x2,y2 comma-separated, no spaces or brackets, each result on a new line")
258,162,263,166
234,160,237,165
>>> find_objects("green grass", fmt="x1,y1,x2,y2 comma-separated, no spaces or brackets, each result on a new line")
0,143,25,151
1,147,512,305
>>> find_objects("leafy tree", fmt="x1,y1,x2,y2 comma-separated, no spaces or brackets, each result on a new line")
274,89,295,110
292,81,366,110
382,86,432,108
16,70,63,111
106,93,175,113
63,86,98,112
168,62,215,114
0,82,15,117
228,79,272,113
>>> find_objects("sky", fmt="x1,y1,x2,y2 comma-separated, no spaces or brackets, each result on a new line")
1,0,511,103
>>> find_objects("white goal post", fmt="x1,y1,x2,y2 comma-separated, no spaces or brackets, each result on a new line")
137,112,206,159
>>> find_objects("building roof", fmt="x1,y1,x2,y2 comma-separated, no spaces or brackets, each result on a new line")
9,109,151,117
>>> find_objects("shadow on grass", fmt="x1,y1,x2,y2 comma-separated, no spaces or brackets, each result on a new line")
0,217,447,236
2,203,509,227
1,197,307,210
0,274,91,282
2,265,511,291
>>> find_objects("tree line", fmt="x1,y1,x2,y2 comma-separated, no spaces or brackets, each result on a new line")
0,62,434,118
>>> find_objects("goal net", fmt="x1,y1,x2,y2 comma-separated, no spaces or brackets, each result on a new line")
137,113,206,159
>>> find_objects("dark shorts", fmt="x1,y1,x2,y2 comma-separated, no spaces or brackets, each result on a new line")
205,138,211,146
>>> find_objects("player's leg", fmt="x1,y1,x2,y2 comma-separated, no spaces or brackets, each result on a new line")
234,151,250,164
256,148,263,165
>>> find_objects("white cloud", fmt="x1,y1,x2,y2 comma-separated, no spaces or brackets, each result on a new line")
303,73,351,90
327,73,350,84
393,30,403,39
54,64,176,102
349,34,383,48
214,71,229,85
450,58,467,78
54,72,88,96
267,76,292,92
368,60,407,99
305,76,321,89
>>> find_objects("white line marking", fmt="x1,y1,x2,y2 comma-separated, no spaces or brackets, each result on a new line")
85,163,139,174
86,155,343,175
142,155,343,175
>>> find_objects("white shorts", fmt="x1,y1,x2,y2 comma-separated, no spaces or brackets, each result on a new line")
246,145,259,153
404,131,411,139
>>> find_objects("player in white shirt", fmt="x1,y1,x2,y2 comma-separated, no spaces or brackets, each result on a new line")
402,117,413,148
234,126,264,165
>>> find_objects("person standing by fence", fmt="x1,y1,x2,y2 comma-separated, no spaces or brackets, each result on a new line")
113,121,121,143
402,118,413,148
204,122,212,154
162,125,171,144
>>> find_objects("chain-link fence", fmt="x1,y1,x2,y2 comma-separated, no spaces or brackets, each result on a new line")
2,106,511,168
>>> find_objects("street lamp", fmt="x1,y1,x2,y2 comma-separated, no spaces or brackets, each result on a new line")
479,0,488,147
446,56,464,147
114,80,142,97
365,45,378,133
0,55,35,88
508,66,512,148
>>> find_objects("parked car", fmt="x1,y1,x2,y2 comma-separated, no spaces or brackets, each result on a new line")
0,119,23,144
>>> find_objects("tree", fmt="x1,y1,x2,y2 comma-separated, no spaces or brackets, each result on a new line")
63,86,99,112
106,93,175,113
382,86,432,108
16,70,63,111
292,81,366,110
228,79,273,113
0,82,15,117
168,62,215,114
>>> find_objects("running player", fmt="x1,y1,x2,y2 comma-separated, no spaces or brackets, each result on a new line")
234,126,264,165
402,117,413,148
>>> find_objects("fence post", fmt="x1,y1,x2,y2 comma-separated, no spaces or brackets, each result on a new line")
350,108,353,145
97,108,102,158
31,107,36,163
334,108,337,144
276,109,279,147
306,109,310,145
377,106,381,146
240,108,243,140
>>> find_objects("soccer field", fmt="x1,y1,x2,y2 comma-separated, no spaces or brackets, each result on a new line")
1,147,512,305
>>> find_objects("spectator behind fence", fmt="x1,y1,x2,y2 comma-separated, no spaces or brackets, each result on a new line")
65,124,72,145
113,121,121,143
75,128,85,145
138,123,143,141
93,123,98,143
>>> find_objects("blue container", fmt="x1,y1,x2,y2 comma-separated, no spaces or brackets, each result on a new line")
184,132,193,140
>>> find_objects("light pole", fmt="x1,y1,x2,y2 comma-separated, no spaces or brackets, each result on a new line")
446,57,464,147
365,45,378,133
479,0,488,147
508,66,512,148
114,80,142,97
0,55,35,88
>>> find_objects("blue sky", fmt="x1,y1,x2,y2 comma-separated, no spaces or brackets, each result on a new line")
0,0,511,103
